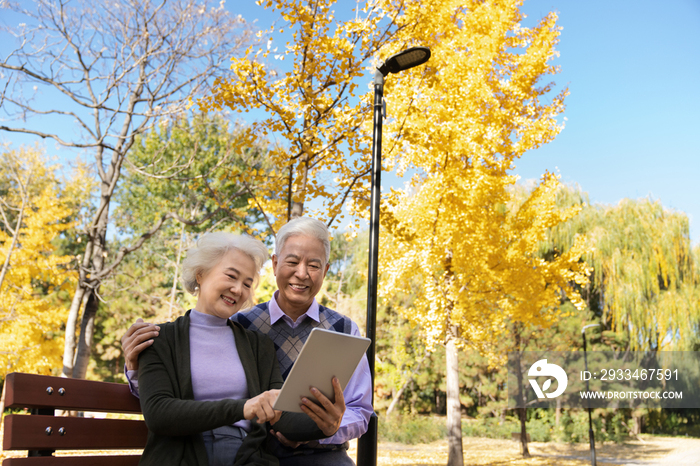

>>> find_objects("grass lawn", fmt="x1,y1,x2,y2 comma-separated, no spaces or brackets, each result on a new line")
2,438,583,465
4,430,700,465
348,437,619,465
347,435,700,465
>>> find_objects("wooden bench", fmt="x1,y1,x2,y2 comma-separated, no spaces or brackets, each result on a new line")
2,372,147,465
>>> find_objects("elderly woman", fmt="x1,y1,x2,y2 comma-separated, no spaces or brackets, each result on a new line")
138,233,325,466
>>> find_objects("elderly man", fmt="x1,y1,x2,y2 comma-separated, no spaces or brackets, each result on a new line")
122,217,372,465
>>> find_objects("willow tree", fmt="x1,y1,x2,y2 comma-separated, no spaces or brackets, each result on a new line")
547,193,700,351
201,0,403,232
376,1,590,463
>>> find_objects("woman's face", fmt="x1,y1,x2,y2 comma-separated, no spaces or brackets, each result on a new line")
196,248,257,319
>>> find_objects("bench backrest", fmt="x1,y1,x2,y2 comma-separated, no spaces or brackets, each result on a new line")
2,372,147,465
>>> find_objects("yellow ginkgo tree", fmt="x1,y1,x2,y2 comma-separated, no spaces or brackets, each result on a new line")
202,0,403,233
0,147,79,379
376,0,591,463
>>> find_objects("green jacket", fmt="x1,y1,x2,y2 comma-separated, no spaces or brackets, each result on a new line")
138,310,325,465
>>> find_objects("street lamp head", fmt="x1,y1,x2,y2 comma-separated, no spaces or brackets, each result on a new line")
377,46,431,77
582,323,600,334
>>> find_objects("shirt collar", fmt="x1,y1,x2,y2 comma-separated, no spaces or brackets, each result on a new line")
269,291,320,325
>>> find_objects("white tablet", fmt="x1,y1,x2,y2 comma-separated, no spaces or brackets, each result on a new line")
273,328,371,413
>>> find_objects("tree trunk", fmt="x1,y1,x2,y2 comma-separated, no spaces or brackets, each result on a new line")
72,291,99,379
446,332,464,466
288,156,309,220
518,406,530,457
72,193,108,378
556,397,561,427
633,414,642,435
167,223,186,321
1,380,6,419
63,185,110,378
62,284,87,377
334,249,348,305
386,350,431,416
513,329,530,457
385,381,406,417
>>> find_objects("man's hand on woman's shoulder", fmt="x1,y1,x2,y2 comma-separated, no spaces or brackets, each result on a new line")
121,318,160,371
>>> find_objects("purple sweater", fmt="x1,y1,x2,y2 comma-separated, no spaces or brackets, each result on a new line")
189,309,250,431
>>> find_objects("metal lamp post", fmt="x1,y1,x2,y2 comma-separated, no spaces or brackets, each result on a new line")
356,46,431,466
582,323,600,466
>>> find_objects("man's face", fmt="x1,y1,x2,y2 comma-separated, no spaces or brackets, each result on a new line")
272,234,329,318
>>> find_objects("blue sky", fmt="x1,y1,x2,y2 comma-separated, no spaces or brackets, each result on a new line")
2,0,699,242
515,0,700,243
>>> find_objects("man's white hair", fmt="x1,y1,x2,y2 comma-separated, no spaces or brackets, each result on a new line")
275,217,330,264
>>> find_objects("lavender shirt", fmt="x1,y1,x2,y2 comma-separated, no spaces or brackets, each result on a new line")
188,309,251,431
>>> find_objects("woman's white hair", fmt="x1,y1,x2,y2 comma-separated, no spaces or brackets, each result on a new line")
275,217,330,264
181,232,269,306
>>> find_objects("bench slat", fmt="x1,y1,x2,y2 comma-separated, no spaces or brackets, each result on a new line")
2,455,140,466
4,373,141,414
3,415,148,451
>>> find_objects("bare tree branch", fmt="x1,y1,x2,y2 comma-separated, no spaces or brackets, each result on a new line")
91,204,240,283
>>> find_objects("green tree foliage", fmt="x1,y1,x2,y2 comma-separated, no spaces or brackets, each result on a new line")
87,113,270,380
115,113,268,239
317,230,369,328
